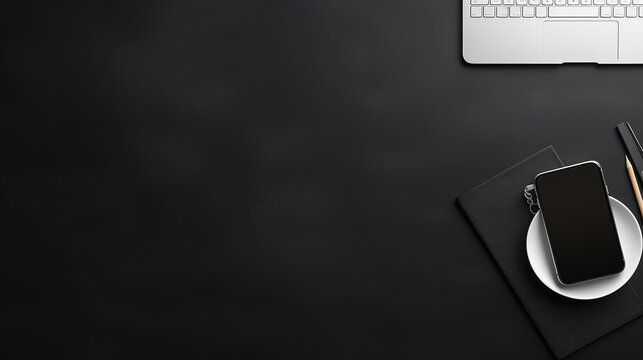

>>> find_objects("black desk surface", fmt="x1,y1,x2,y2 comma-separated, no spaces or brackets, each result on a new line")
3,1,643,359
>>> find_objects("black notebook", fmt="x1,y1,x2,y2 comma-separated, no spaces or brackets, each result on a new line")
457,146,642,358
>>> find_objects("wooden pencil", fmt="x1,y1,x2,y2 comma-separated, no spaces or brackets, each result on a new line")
625,155,643,218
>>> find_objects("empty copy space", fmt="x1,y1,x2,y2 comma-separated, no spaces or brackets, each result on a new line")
543,21,618,63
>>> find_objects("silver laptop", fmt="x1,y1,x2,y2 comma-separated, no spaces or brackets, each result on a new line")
463,0,643,64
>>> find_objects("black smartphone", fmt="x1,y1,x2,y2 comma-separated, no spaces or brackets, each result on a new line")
534,161,625,285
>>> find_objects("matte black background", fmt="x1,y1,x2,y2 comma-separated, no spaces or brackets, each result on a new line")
2,1,643,359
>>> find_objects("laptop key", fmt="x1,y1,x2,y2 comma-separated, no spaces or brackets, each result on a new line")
523,6,535,17
601,6,613,16
510,6,522,16
627,6,637,16
614,6,626,16
549,6,600,17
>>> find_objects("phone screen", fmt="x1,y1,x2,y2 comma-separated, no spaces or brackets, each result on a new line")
535,162,624,285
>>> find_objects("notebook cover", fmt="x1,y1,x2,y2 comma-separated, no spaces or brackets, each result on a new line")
457,145,643,358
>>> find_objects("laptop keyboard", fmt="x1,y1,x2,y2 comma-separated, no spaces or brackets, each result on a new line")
470,0,643,18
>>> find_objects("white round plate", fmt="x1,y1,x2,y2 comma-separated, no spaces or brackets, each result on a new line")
526,197,642,300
